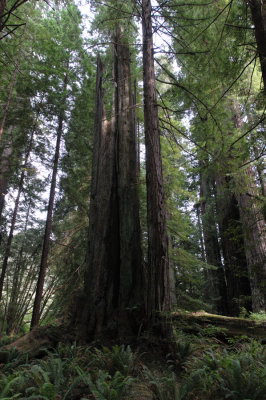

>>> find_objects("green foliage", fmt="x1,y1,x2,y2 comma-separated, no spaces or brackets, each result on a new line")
183,341,266,399
86,370,132,400
143,367,181,400
173,340,192,366
249,311,266,322
0,339,265,400
0,343,136,399
92,345,136,377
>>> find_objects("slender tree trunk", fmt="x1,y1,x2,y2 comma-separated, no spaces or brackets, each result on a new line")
0,130,34,303
142,0,171,327
252,145,266,197
0,40,24,141
0,127,13,225
200,170,227,314
168,233,177,306
6,201,31,334
0,0,6,32
248,0,266,92
31,73,68,329
81,28,144,338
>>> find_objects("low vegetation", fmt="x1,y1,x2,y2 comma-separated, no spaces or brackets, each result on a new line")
0,317,265,400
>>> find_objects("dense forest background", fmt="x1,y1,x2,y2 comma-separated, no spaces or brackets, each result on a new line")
0,1,265,399
0,0,265,335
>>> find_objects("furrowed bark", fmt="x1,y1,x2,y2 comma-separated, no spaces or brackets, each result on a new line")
216,175,252,316
200,170,227,314
248,0,266,93
142,0,171,327
236,165,266,311
81,32,144,338
82,55,119,337
115,28,144,333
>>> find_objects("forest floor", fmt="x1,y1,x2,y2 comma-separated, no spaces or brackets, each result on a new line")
0,310,265,399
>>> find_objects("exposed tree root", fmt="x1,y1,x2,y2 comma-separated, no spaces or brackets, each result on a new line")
0,325,74,359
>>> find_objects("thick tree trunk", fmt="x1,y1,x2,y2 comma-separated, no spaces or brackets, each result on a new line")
81,32,143,339
232,101,266,311
236,166,266,311
0,130,34,303
248,0,266,92
200,171,227,314
82,56,119,337
142,0,170,325
216,175,252,316
31,73,68,329
115,29,144,333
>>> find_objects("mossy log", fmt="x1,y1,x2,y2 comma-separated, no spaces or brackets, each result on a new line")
172,310,266,339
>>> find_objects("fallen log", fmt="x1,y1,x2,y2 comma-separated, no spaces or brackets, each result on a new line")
172,310,266,340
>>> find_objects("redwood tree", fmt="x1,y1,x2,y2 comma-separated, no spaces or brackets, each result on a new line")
142,0,171,325
81,30,144,338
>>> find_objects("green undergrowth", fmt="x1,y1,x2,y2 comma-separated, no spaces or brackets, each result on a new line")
0,327,265,400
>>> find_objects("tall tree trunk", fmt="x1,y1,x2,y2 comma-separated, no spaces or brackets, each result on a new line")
81,30,143,338
31,73,68,329
115,28,144,333
0,127,13,226
200,170,227,314
0,130,34,303
248,0,266,92
236,165,266,311
0,38,24,141
232,100,266,311
216,174,252,316
142,0,171,327
82,55,119,337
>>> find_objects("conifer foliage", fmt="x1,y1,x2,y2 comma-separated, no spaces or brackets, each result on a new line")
0,0,265,339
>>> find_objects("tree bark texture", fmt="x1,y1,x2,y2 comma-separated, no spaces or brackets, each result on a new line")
82,32,143,339
253,145,266,197
216,175,252,316
31,73,68,329
235,166,266,311
232,100,266,312
200,170,227,314
142,0,170,323
0,129,13,223
248,0,266,93
0,0,6,32
0,40,23,141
